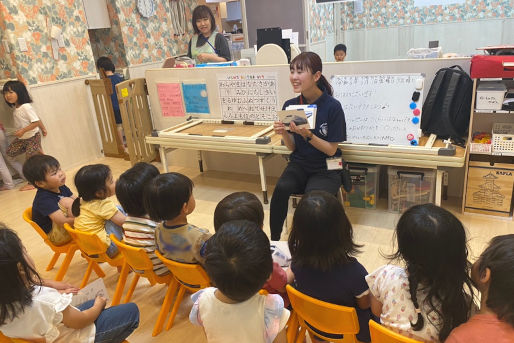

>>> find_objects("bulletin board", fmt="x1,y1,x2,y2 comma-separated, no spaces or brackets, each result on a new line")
146,58,471,145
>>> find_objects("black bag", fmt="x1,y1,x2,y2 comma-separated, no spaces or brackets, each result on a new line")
421,65,473,145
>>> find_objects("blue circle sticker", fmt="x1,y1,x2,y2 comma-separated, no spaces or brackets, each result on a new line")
412,117,420,124
410,102,417,109
410,139,418,146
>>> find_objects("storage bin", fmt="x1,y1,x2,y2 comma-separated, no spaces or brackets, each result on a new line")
388,167,435,213
343,164,378,209
492,123,514,156
476,82,507,110
464,161,514,216
407,47,442,59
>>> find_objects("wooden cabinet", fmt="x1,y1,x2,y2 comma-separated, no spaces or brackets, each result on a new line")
462,78,514,217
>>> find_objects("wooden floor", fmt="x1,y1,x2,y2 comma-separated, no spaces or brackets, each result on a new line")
1,156,512,342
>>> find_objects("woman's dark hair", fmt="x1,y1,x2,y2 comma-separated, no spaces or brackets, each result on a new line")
2,80,32,107
213,192,264,231
192,5,216,35
390,203,474,342
96,56,116,73
143,172,193,221
71,164,112,217
290,52,333,96
0,224,42,325
289,191,361,271
115,162,160,217
205,220,272,302
476,234,514,328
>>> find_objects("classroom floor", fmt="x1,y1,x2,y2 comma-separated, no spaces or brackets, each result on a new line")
1,156,512,342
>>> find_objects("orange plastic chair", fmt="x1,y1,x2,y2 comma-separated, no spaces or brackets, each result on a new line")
22,207,78,281
110,234,173,306
369,320,423,343
153,250,210,336
63,223,123,288
286,284,363,343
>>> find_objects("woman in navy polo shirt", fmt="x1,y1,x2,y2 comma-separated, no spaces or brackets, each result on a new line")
270,52,346,241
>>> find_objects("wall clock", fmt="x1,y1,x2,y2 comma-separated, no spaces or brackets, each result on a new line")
137,0,156,18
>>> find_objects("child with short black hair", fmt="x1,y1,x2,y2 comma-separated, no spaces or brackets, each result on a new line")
446,234,514,343
190,220,290,343
334,43,347,62
96,56,125,149
72,164,126,258
143,172,210,264
115,162,168,275
23,154,74,245
0,224,139,342
214,191,288,304
288,190,373,342
366,203,475,342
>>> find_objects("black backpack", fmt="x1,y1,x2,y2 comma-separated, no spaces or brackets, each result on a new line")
421,65,473,145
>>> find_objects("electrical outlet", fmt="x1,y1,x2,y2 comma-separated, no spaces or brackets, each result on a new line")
17,38,28,52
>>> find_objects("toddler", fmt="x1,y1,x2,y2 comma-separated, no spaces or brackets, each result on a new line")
23,154,74,245
72,164,126,257
190,220,290,343
0,224,139,342
115,162,168,275
288,190,373,342
143,172,210,264
366,203,475,342
446,234,514,343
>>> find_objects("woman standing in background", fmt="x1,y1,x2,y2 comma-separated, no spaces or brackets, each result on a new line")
187,5,231,64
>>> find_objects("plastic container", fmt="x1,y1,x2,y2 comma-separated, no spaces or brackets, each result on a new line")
343,164,378,209
492,123,514,156
407,47,442,59
388,167,435,213
476,82,507,110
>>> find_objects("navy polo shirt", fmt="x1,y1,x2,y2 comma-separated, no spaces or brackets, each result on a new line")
32,185,73,234
283,92,346,172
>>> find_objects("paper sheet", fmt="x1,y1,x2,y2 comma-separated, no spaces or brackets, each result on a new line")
157,83,185,117
182,83,210,114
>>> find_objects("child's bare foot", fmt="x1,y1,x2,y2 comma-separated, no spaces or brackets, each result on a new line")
19,184,35,191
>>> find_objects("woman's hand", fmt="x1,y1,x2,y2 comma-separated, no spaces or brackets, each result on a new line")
196,53,214,63
273,121,287,135
289,122,312,139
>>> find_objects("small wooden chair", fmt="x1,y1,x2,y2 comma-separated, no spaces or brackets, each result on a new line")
369,320,423,343
153,250,210,336
110,234,173,306
286,284,363,343
0,331,130,343
22,207,78,281
63,223,123,288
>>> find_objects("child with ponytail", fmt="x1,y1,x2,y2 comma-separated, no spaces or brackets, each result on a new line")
72,164,126,257
366,204,475,342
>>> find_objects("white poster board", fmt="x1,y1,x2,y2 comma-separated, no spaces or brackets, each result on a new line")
217,72,278,121
332,74,424,146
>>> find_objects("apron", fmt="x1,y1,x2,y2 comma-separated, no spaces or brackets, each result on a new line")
191,32,218,64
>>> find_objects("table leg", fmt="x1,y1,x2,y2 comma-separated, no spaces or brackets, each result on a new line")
258,154,268,204
160,147,169,173
435,169,443,206
197,151,203,172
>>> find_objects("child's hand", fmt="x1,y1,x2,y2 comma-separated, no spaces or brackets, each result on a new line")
94,296,107,310
41,128,48,136
14,129,24,138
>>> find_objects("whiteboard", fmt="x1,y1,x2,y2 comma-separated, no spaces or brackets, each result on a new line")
332,74,424,146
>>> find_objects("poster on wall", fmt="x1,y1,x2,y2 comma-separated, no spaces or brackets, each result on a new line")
217,72,278,121
182,82,210,114
156,83,185,117
414,0,465,6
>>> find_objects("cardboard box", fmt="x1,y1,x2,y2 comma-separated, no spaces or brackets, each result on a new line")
465,161,514,216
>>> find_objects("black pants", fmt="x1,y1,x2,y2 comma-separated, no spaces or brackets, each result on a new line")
269,162,341,240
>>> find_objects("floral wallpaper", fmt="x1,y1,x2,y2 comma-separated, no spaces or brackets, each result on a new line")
0,0,199,84
115,0,196,65
341,0,513,30
0,0,97,84
309,0,335,44
88,0,128,69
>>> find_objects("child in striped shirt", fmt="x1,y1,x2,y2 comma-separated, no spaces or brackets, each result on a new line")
115,162,168,275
